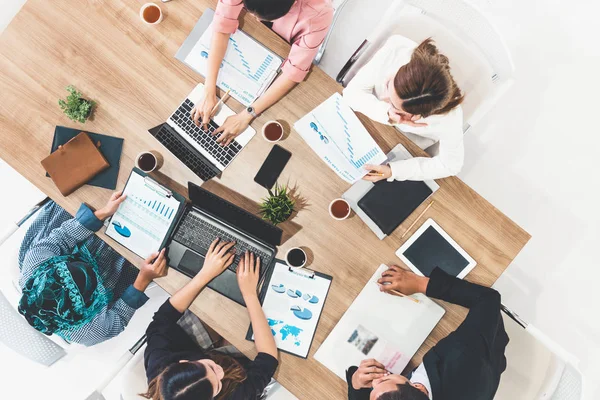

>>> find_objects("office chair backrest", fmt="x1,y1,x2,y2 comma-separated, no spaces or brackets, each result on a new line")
0,290,66,366
405,0,514,83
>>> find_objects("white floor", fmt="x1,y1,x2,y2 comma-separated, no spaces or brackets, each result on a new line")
2,0,600,399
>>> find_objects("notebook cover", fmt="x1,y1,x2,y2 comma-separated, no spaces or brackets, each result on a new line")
41,132,110,196
358,180,433,235
46,126,123,190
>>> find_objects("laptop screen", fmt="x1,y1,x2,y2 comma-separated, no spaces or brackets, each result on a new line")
188,182,283,247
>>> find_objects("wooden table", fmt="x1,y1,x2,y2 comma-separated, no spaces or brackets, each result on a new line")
0,1,530,398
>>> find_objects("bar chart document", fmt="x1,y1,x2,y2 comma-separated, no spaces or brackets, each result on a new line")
294,93,387,183
182,21,283,106
106,173,181,259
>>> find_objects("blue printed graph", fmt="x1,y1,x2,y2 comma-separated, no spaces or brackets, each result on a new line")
334,96,380,169
131,195,175,220
228,37,274,82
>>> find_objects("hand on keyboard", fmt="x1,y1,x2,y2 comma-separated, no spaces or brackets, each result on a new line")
237,251,261,300
191,88,218,130
198,238,236,281
213,112,253,146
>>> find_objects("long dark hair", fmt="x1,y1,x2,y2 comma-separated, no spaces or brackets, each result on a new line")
393,38,464,118
141,351,247,400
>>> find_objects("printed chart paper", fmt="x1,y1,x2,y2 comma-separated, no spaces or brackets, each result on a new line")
315,265,445,380
253,263,331,358
184,22,282,106
106,173,181,259
294,93,387,183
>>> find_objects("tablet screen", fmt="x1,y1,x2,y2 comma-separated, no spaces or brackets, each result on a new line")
402,226,470,277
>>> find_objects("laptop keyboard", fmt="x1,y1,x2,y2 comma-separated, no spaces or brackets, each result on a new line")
171,99,243,167
150,125,218,182
173,211,272,273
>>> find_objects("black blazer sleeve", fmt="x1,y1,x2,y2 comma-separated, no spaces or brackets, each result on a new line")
144,299,198,381
346,366,372,400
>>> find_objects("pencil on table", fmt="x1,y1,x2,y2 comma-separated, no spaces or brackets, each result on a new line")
401,200,435,239
376,282,420,303
389,288,420,304
210,89,231,115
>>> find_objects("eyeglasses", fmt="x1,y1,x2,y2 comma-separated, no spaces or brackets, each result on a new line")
310,122,329,144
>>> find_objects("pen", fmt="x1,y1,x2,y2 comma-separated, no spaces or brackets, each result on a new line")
367,172,385,177
376,282,420,304
401,200,435,239
210,89,231,115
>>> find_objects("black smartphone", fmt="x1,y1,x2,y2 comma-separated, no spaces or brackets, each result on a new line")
254,145,292,189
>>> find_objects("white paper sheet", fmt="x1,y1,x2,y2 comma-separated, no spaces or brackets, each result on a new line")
254,262,332,358
184,22,282,106
294,93,387,183
315,264,445,379
106,173,181,259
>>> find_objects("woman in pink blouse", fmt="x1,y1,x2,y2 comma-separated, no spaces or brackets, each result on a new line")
191,0,334,146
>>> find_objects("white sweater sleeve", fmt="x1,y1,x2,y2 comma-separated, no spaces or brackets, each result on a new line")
342,43,395,125
388,113,465,181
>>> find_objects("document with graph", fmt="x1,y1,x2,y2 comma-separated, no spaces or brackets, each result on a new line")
106,170,183,259
176,9,283,106
294,93,388,183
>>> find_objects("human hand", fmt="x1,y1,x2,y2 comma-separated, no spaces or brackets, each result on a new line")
134,248,169,291
94,190,127,220
351,359,389,389
363,164,392,182
236,251,261,299
377,265,429,295
198,238,236,281
191,88,218,129
388,108,428,128
213,111,253,146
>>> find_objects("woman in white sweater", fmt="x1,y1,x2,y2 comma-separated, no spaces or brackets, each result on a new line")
343,36,465,182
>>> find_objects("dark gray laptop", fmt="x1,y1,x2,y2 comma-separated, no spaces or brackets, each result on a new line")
168,182,282,306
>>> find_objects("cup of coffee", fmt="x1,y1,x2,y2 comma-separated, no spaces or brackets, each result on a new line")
329,198,351,220
262,120,284,143
136,150,163,173
286,247,307,269
140,3,163,25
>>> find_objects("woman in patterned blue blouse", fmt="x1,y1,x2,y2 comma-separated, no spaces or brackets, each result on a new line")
18,191,168,346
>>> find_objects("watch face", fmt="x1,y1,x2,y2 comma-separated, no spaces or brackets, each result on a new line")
247,106,254,113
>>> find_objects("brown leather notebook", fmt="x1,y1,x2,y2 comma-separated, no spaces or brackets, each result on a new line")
41,132,110,196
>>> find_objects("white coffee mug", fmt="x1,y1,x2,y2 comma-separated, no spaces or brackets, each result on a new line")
329,198,351,220
261,120,284,143
140,3,163,25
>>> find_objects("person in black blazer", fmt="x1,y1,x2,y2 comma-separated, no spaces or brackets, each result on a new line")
346,266,509,400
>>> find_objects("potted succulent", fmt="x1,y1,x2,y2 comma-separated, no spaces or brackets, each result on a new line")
58,85,95,123
259,184,296,225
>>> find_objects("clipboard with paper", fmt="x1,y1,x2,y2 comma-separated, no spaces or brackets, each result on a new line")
246,260,333,358
105,168,185,259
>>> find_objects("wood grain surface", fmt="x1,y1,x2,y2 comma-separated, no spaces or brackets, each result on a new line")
0,1,530,398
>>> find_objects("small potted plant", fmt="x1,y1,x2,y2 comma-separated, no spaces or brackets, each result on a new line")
259,184,296,225
58,85,95,123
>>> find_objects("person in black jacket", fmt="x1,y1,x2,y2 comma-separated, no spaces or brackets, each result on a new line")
347,265,509,400
141,239,278,400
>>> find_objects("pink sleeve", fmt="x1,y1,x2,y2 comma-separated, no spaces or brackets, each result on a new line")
282,7,334,82
213,0,244,34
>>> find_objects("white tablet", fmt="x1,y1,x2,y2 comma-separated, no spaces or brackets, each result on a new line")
395,219,476,279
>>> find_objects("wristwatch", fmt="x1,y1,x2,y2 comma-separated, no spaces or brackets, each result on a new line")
246,105,258,118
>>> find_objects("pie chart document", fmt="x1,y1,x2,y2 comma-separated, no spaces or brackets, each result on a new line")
247,262,333,358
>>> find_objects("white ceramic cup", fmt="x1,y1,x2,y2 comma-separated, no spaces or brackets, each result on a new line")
135,150,163,173
261,120,284,143
140,3,163,25
329,198,351,220
285,247,307,269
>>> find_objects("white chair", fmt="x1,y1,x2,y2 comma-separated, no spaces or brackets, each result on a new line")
0,202,170,400
498,306,584,400
326,0,515,134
